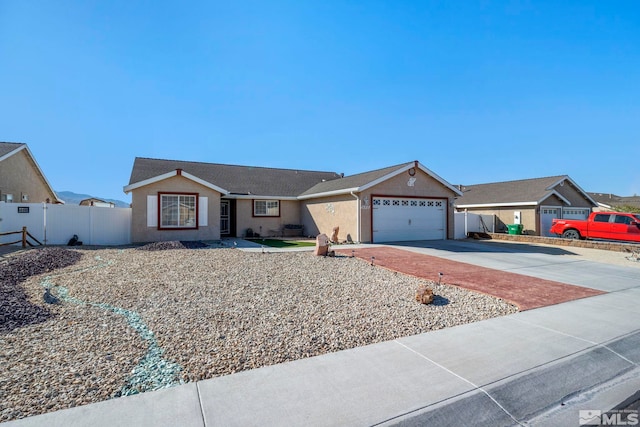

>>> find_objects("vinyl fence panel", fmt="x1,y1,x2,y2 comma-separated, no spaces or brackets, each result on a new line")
0,202,131,246
454,211,495,239
0,202,46,245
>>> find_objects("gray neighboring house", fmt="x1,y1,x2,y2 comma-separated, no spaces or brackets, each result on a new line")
588,192,640,212
124,157,462,244
455,175,597,236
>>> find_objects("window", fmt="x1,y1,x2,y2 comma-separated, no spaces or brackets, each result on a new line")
614,215,633,225
593,214,611,223
159,193,197,229
253,200,280,217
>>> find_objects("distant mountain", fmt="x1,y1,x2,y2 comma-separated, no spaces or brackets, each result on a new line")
56,191,130,208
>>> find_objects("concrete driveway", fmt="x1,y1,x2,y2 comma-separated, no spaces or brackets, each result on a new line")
375,238,640,293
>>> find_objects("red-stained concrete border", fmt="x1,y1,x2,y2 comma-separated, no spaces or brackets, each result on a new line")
336,246,605,311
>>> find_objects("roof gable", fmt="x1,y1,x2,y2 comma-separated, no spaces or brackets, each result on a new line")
0,142,63,203
299,161,463,199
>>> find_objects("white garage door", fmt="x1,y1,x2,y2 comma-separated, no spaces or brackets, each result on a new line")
372,197,446,242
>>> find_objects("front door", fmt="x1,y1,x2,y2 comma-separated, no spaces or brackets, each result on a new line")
220,200,230,236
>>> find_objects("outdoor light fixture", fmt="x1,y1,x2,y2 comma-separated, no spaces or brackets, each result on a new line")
351,250,355,258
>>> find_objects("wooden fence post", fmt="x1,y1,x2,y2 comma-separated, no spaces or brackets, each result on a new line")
22,226,27,248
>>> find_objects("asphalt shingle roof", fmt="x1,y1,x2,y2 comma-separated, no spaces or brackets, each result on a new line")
128,157,343,197
589,192,640,209
299,162,413,196
0,142,24,158
456,175,570,205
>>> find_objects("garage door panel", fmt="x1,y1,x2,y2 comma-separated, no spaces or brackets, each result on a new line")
372,197,446,242
540,207,560,237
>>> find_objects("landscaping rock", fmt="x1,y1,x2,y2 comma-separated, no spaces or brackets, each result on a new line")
415,285,435,304
314,234,330,256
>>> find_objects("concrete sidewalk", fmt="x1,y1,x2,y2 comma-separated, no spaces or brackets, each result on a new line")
5,241,640,426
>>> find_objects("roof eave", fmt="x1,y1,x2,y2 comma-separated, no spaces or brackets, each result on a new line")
456,201,539,208
298,187,360,200
226,195,298,200
541,191,571,206
416,162,464,197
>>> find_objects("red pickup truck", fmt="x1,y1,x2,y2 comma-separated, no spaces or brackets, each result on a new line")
550,212,640,242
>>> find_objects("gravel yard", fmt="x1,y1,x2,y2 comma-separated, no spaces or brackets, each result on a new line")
0,244,517,422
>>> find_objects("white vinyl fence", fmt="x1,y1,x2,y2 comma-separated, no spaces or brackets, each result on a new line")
0,202,131,246
454,211,495,239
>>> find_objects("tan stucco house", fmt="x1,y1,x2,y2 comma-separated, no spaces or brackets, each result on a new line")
0,142,62,204
124,157,462,244
455,175,597,236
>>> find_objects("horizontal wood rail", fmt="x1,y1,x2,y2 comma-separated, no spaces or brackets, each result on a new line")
0,226,42,248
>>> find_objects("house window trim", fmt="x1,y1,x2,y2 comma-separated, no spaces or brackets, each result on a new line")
158,192,199,230
252,199,281,217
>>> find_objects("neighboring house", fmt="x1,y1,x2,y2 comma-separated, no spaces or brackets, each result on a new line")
0,142,62,204
454,175,597,237
588,192,640,212
79,198,115,208
123,157,462,244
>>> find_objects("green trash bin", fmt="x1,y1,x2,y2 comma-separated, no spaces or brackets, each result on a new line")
507,224,523,235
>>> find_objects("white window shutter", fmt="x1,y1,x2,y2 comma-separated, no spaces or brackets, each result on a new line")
147,195,158,227
199,197,208,226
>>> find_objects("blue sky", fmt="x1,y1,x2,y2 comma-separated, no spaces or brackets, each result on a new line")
1,1,639,203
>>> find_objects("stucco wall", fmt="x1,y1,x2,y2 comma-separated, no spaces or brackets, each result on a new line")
234,199,300,238
302,195,357,241
0,149,57,203
130,176,221,243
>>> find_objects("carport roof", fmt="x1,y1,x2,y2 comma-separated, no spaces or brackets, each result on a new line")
455,175,597,208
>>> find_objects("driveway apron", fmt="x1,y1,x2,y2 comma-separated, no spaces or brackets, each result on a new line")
337,246,605,310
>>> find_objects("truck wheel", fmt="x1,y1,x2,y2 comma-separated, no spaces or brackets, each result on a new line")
562,229,581,239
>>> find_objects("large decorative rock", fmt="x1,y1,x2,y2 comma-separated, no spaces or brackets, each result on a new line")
330,226,339,243
415,286,434,304
314,233,330,256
